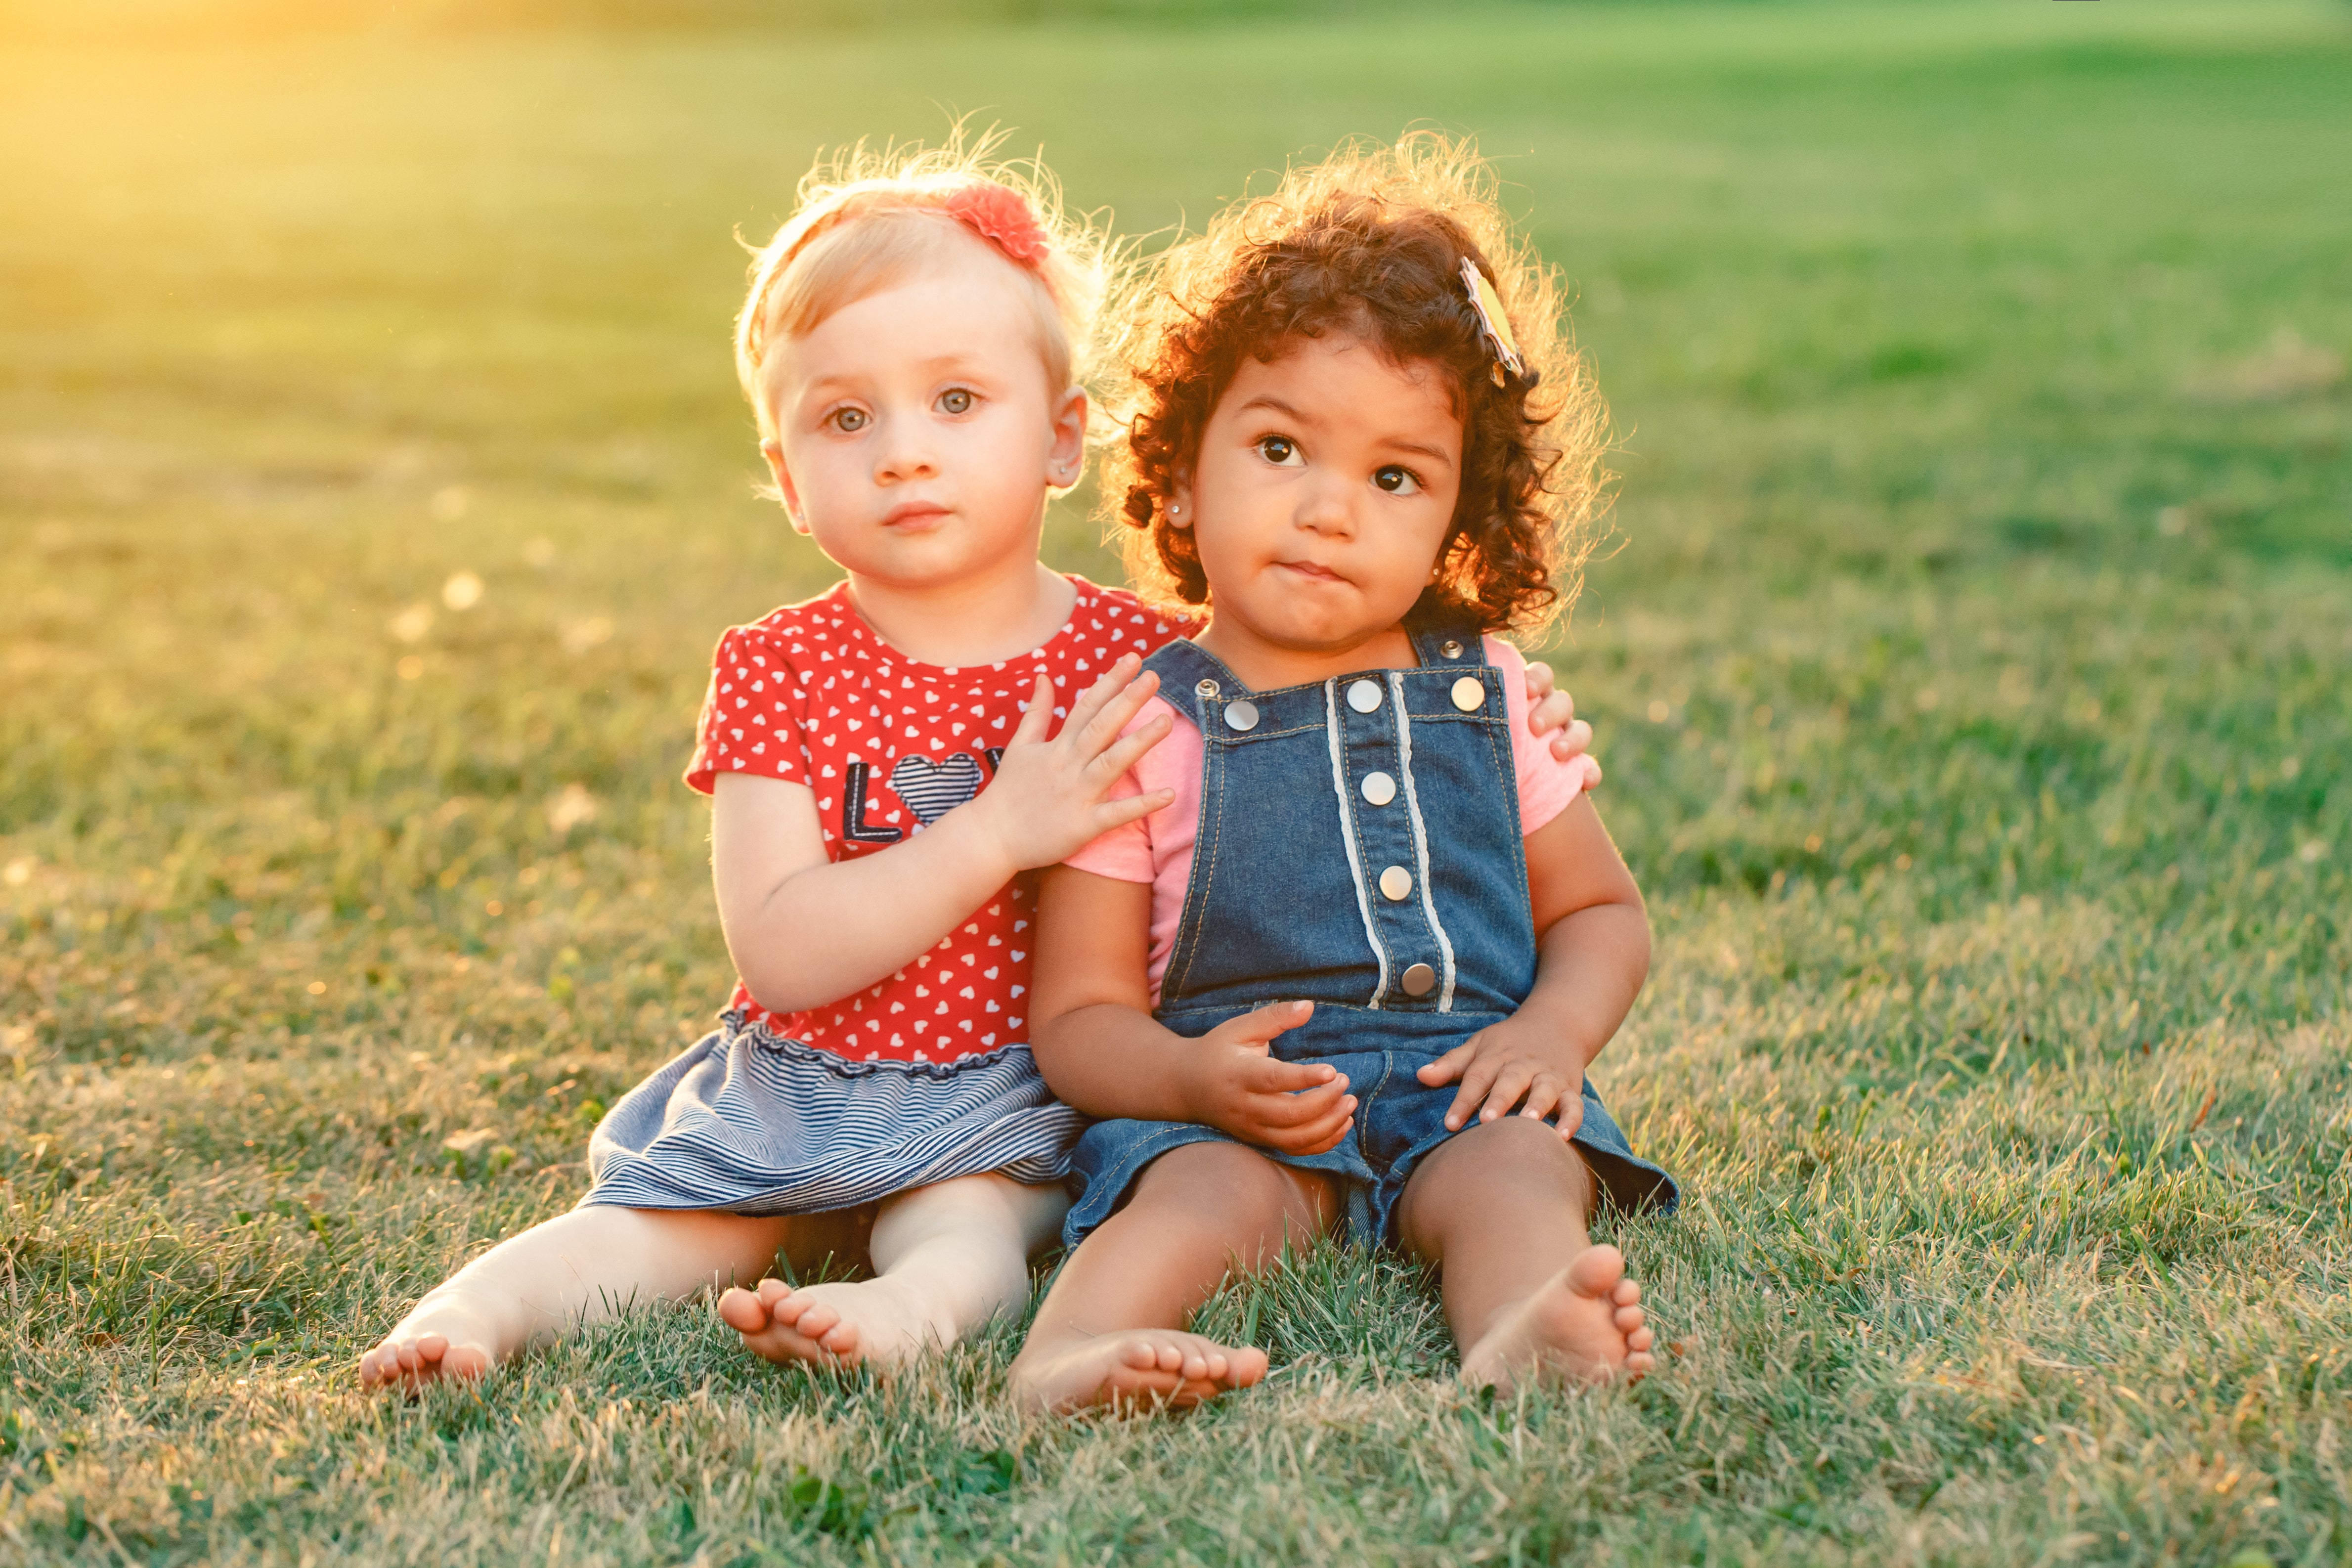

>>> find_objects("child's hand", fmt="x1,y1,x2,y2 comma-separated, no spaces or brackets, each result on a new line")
1415,1014,1586,1138
1523,661,1602,790
968,653,1175,871
1180,1000,1356,1155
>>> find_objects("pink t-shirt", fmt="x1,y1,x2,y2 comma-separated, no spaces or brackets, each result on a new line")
1065,635,1587,1002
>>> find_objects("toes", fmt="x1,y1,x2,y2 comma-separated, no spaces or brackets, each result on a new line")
757,1277,794,1307
1117,1340,1160,1369
1614,1304,1645,1333
794,1302,842,1338
716,1287,769,1334
1564,1244,1626,1300
440,1344,492,1381
1625,1350,1655,1377
415,1333,448,1365
1626,1326,1655,1353
1611,1278,1642,1308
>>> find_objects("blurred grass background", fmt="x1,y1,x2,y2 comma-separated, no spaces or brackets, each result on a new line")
3,0,2350,1563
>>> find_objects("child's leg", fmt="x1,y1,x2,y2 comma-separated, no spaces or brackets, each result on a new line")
357,1205,810,1389
1009,1141,1338,1414
717,1172,1064,1369
1393,1117,1655,1391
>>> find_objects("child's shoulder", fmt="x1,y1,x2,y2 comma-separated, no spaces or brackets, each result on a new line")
1064,577,1198,654
708,582,865,668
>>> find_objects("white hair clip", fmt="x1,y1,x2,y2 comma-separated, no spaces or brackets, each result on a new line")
1460,258,1526,388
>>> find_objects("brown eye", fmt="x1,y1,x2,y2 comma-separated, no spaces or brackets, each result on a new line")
1373,465,1422,495
1257,435,1299,465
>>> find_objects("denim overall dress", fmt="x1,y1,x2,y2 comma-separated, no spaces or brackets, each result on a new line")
1063,620,1680,1249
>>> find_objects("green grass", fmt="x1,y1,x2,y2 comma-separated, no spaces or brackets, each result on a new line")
3,0,2350,1561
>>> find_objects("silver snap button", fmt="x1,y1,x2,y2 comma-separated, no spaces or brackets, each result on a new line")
1450,676,1485,712
1196,678,1220,699
1400,962,1437,997
1361,771,1397,807
1440,639,1464,659
1223,698,1260,733
1346,678,1382,714
1378,865,1412,902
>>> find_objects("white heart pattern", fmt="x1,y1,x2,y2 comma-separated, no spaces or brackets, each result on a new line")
887,751,985,826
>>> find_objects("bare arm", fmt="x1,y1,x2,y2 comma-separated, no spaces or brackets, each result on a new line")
1415,794,1652,1132
1029,866,1356,1154
712,659,1173,1015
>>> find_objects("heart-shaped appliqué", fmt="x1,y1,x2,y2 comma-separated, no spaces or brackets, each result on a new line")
887,752,985,826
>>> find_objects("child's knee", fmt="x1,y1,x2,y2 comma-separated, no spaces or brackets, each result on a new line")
1134,1141,1330,1240
1415,1118,1595,1215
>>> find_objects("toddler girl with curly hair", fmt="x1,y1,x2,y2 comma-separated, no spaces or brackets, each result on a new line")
1011,135,1680,1413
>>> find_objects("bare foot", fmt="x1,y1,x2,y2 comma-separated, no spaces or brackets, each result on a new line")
356,1288,507,1391
1010,1329,1270,1415
718,1276,946,1370
1459,1244,1655,1392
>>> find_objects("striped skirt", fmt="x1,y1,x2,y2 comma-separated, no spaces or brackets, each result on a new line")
580,1007,1084,1215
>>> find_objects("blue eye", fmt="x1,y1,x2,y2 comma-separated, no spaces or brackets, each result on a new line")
829,407,869,433
1374,466,1422,495
938,388,975,415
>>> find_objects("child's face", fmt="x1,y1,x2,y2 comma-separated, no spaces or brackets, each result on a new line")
759,254,1085,594
1177,334,1462,656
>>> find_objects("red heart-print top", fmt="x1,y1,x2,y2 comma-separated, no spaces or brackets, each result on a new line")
686,576,1187,1065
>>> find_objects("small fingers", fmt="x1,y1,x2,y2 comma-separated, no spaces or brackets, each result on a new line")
1070,657,1153,752
1092,787,1177,831
1242,1083,1353,1132
1218,999,1314,1049
1445,1050,1502,1131
1516,1072,1568,1125
1094,709,1174,780
1278,1109,1357,1157
1415,1041,1475,1088
1553,1094,1587,1139
1259,1063,1349,1102
1008,674,1056,744
1257,1092,1357,1147
1546,716,1594,761
1477,1061,1537,1123
1523,659,1558,704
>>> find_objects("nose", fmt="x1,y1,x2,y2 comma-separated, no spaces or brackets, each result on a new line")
1294,472,1356,538
872,413,938,485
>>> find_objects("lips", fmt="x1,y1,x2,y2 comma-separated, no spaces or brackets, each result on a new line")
1276,559,1346,583
880,500,952,528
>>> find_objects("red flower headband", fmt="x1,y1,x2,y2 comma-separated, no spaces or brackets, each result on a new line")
784,181,1052,280
936,181,1052,268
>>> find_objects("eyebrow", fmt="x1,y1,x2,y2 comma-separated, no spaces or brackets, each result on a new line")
1236,394,1457,470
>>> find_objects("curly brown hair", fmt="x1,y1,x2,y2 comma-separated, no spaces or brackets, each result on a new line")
1100,134,1611,636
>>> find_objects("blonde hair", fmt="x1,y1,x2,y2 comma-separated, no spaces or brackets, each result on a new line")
735,132,1112,439
1101,133,1610,635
